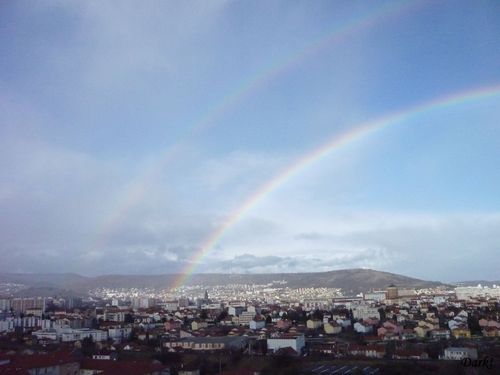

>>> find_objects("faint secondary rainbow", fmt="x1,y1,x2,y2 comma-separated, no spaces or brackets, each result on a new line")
87,0,421,255
172,83,500,287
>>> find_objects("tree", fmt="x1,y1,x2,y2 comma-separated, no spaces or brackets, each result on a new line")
385,340,396,359
216,310,228,322
81,336,96,357
378,307,386,321
256,339,268,355
199,310,208,320
467,315,481,335
312,309,323,321
124,313,135,324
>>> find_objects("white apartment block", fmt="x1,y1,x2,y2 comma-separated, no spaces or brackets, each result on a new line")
455,286,500,300
32,328,108,342
363,291,387,302
250,319,265,330
228,306,245,316
442,347,478,360
163,301,179,311
0,319,14,333
237,311,256,326
0,298,11,311
267,333,305,354
246,305,261,314
104,310,126,322
108,327,132,341
164,336,248,351
303,299,331,311
352,305,380,320
132,297,155,309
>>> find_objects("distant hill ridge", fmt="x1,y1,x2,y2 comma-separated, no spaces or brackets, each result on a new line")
0,268,447,295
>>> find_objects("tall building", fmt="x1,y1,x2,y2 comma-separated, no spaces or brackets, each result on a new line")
131,297,155,309
0,298,11,312
11,297,46,314
67,297,82,309
386,285,398,300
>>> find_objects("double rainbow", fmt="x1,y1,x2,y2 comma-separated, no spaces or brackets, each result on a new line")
88,0,421,255
173,83,500,288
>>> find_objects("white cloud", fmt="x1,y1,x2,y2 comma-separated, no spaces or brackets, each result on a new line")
204,211,500,280
49,0,230,90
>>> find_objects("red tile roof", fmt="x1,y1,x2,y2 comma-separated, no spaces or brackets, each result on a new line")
0,351,78,372
81,358,166,375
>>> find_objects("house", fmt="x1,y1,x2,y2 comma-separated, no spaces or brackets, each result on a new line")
219,318,235,326
383,321,403,333
418,320,438,330
164,336,249,352
348,344,385,359
336,318,351,328
482,327,500,337
377,321,403,339
306,319,323,330
165,319,182,331
309,342,337,355
324,322,341,335
276,319,292,330
364,318,379,326
108,327,132,342
414,326,430,338
393,349,429,360
353,322,373,334
228,306,245,316
191,320,208,331
451,327,471,338
479,319,500,329
429,329,451,340
396,314,407,324
400,330,417,340
250,317,265,330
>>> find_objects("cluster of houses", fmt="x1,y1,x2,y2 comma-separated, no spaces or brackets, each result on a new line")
0,284,498,369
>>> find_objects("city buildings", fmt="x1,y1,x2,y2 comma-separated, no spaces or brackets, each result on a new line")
0,280,498,373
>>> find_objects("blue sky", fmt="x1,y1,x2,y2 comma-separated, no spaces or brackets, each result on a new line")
1,0,500,281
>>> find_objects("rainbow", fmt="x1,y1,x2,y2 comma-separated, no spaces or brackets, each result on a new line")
172,83,500,288
87,0,421,254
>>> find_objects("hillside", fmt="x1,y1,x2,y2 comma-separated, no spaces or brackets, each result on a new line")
0,269,447,295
